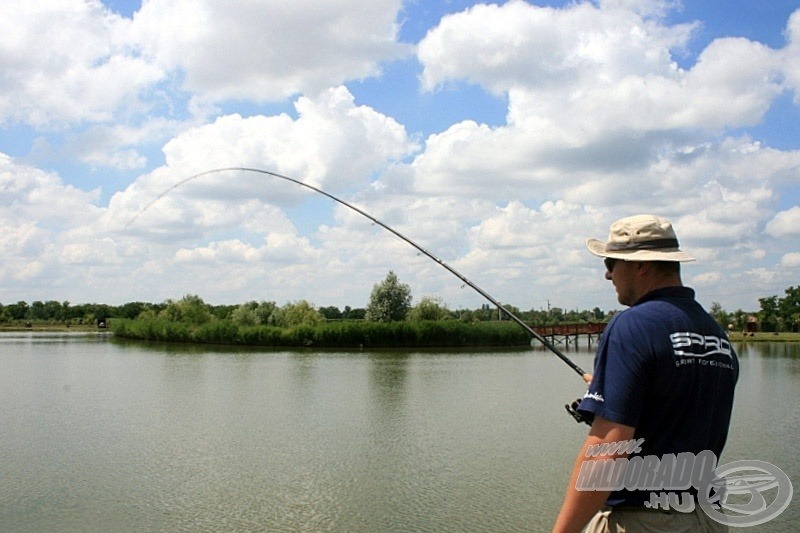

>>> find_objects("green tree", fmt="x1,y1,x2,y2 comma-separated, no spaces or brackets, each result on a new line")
407,296,451,322
548,307,565,324
117,302,147,319
758,295,780,332
456,308,474,322
42,300,64,321
229,301,277,325
255,301,277,324
269,300,323,327
160,294,212,325
778,286,800,332
710,302,731,329
318,306,343,319
498,303,521,321
230,301,259,325
6,301,30,320
730,309,748,331
342,306,366,320
30,301,46,320
471,304,494,322
365,271,412,322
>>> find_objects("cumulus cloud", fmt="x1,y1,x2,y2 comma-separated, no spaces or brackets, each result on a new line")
0,155,102,227
0,1,163,127
0,1,410,163
780,252,800,267
765,206,800,238
109,87,417,233
419,2,695,95
409,1,793,218
0,155,107,296
63,118,190,170
419,1,783,139
132,0,410,103
783,10,800,101
0,1,798,312
401,2,798,311
690,271,722,287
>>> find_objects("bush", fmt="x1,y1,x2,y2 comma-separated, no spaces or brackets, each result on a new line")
193,320,240,344
112,317,532,348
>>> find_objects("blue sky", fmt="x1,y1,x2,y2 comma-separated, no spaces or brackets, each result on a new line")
1,0,798,314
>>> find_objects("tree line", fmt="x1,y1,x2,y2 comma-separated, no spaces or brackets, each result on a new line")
0,271,609,329
711,285,800,333
2,273,798,333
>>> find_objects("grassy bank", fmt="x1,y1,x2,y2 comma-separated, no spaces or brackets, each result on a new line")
10,320,799,347
0,323,102,333
727,331,800,343
111,318,533,348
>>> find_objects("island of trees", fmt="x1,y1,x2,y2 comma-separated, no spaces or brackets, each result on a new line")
2,272,798,348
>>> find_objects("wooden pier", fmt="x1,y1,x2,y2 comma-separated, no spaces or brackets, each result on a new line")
531,322,606,348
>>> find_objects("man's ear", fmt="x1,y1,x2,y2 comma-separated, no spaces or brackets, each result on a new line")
634,261,650,276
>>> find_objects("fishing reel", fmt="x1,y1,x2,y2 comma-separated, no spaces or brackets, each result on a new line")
565,398,591,425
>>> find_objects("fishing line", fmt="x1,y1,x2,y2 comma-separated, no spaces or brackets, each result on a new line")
126,166,591,383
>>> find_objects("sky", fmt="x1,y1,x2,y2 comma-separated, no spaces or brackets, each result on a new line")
1,0,799,315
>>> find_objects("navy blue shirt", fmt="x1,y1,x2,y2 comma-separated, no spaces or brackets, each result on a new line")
578,286,739,506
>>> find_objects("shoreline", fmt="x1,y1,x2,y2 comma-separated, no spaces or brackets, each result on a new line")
0,325,104,333
2,325,798,343
727,332,800,343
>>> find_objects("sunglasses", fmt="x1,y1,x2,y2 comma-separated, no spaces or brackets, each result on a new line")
604,257,618,273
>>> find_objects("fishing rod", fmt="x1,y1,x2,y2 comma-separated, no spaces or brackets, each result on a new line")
127,166,592,383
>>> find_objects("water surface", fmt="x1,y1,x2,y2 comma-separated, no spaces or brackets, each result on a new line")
0,334,796,531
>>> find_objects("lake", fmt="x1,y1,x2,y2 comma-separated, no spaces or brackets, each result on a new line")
0,333,796,532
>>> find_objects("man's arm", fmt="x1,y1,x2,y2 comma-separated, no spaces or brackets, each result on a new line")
552,416,636,533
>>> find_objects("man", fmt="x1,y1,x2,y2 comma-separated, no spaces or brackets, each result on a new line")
553,214,738,532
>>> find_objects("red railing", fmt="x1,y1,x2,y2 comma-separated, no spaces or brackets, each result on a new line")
532,322,606,336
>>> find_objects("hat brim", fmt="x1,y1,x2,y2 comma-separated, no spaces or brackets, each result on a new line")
586,238,695,262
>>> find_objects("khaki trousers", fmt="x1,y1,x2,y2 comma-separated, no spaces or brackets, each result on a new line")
584,506,727,533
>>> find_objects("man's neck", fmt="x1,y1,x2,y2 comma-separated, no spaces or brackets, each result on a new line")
633,272,683,304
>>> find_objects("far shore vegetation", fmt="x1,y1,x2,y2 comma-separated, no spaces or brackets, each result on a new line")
2,273,798,347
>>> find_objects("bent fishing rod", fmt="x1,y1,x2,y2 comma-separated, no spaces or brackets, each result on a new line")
126,167,592,383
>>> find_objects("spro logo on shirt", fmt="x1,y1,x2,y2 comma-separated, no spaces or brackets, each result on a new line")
669,332,733,360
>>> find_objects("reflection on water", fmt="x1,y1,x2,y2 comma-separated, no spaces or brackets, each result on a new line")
0,334,796,532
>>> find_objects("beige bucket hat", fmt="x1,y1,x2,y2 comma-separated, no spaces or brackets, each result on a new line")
586,214,695,262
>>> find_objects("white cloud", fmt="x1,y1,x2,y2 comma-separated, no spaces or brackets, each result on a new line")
0,155,102,227
408,1,796,229
64,117,191,170
109,87,417,232
746,267,779,286
419,1,783,141
0,1,798,313
59,238,121,266
0,1,163,127
780,252,800,267
132,0,410,103
765,206,800,238
0,155,109,296
690,270,722,286
419,1,696,95
783,10,800,102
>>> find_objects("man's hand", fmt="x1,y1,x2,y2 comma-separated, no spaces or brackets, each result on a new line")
565,398,590,425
